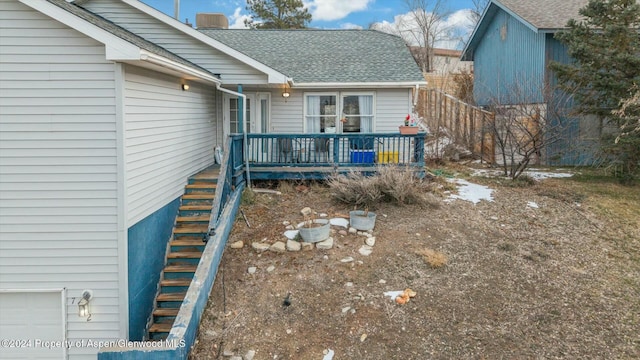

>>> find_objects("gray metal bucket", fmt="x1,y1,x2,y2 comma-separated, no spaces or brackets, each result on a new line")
349,210,376,231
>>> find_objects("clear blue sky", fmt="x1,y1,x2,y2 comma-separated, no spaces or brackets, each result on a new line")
141,0,477,30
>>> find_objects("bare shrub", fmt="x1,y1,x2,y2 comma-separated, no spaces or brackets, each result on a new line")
416,248,448,268
328,166,440,208
326,171,382,209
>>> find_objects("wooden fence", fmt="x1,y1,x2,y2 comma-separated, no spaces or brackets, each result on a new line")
417,88,496,163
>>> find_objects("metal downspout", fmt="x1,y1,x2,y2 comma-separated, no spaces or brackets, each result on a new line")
216,84,251,188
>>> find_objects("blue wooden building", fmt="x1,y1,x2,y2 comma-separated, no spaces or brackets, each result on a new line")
461,0,600,165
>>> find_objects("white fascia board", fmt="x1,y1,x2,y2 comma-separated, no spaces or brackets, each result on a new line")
140,50,221,84
292,81,428,89
20,0,220,85
120,0,288,83
20,0,140,60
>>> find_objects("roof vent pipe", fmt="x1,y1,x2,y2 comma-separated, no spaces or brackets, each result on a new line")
174,0,180,20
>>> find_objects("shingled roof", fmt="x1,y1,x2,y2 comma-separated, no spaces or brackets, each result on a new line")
496,0,589,31
199,29,425,84
47,0,217,78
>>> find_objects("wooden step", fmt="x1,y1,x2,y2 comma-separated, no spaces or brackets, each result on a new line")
157,292,186,302
160,278,192,287
179,205,212,211
167,251,202,259
182,194,215,200
153,308,180,317
186,184,217,190
149,322,173,333
176,215,209,223
170,238,205,247
174,225,208,234
164,265,197,273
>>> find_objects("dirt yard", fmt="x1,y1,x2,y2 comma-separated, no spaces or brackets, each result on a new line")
189,167,640,360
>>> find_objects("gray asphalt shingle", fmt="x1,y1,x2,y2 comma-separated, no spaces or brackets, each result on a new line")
497,0,588,30
199,29,425,84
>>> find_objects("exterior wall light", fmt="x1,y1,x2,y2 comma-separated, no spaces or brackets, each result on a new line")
181,84,190,91
282,91,290,98
78,290,93,320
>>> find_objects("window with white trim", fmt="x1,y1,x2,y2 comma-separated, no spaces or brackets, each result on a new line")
304,93,374,133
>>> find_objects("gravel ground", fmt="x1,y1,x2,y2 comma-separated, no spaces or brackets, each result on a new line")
189,170,640,360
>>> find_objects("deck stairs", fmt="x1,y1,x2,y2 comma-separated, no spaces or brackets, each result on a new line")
147,168,219,340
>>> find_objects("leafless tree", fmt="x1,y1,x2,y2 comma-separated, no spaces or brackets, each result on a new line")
469,0,490,23
485,80,572,179
401,0,451,73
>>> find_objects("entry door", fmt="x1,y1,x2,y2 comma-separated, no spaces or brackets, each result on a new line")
0,291,66,359
223,93,270,161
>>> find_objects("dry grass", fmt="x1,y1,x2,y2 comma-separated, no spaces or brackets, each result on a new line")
416,248,448,268
328,165,440,209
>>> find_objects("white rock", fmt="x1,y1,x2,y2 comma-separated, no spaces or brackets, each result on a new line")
230,356,242,360
348,227,357,234
323,349,335,360
416,233,421,237
345,282,353,287
340,257,354,263
286,329,292,334
248,267,257,274
282,221,291,226
283,230,299,240
342,306,351,313
223,349,234,357
357,231,365,236
266,265,275,273
364,233,373,238
301,242,314,251
365,237,376,247
285,225,295,230
230,240,244,249
300,207,312,216
323,255,329,260
338,230,348,236
244,350,256,360
319,213,328,218
270,241,286,253
252,242,270,252
358,245,373,256
329,218,350,228
316,237,334,250
286,240,301,252
379,279,386,284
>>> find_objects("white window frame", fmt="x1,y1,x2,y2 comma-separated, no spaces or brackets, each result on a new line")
340,91,376,133
303,91,376,133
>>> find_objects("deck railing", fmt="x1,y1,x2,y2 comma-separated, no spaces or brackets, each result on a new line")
244,132,426,168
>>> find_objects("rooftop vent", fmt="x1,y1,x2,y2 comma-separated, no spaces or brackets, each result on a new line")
196,13,229,29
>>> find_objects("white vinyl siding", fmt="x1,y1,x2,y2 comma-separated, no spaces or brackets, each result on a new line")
124,65,217,225
83,0,268,84
374,88,413,132
0,1,121,359
266,88,413,133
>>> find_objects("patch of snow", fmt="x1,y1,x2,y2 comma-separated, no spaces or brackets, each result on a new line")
527,201,539,209
471,168,573,180
329,218,350,228
447,179,494,204
322,349,335,360
383,290,405,301
283,230,299,240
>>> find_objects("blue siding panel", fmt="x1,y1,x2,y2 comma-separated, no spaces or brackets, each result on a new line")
544,35,599,165
473,8,546,106
127,197,180,341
